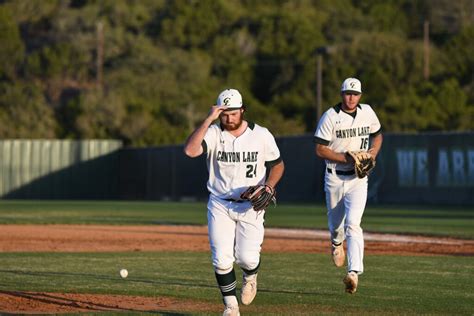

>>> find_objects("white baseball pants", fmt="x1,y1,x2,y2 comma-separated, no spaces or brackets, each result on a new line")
325,172,368,274
207,195,265,272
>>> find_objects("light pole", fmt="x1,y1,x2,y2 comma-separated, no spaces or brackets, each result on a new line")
96,21,104,93
423,20,430,80
316,54,322,122
315,46,337,122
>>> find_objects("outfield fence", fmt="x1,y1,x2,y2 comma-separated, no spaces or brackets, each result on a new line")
0,140,122,199
0,133,472,205
118,132,474,205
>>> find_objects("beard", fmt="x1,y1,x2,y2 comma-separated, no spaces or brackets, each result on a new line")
220,111,244,131
222,119,243,131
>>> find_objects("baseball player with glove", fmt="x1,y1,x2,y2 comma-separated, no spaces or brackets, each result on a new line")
313,78,383,294
184,88,284,316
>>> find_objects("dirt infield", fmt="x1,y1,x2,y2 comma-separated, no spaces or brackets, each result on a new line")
0,224,472,313
0,224,472,255
0,291,223,314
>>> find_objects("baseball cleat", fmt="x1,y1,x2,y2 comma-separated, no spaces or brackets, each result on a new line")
343,271,358,294
241,273,257,305
223,304,240,316
332,243,345,267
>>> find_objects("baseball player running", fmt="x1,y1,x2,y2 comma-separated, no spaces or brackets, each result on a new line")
313,78,383,294
184,88,284,316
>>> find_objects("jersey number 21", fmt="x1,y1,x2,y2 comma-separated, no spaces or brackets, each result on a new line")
246,164,257,178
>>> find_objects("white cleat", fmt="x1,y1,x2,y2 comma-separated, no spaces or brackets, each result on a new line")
332,243,345,267
343,271,358,294
241,273,257,305
223,304,240,316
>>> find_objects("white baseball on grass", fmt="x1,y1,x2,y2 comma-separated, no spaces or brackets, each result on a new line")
120,268,128,278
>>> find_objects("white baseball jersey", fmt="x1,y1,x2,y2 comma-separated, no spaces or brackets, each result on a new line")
203,122,281,200
314,103,381,171
314,102,382,275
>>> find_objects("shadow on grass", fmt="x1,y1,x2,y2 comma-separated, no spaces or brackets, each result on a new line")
0,290,191,315
0,269,327,296
367,214,473,219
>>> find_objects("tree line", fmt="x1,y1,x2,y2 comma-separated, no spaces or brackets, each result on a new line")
0,0,472,146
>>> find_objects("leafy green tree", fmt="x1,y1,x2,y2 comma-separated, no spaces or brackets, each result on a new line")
426,0,474,43
158,0,240,48
26,43,89,79
434,79,472,130
3,0,60,23
318,0,366,42
380,86,443,132
71,90,125,139
99,38,218,145
444,26,474,84
0,6,24,80
210,28,256,88
0,0,472,144
367,3,408,35
250,5,326,131
0,82,57,137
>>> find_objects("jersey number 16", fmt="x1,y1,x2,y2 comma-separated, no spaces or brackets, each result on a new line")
360,137,369,150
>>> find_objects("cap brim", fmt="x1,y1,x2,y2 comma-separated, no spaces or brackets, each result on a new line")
342,90,362,95
223,107,243,111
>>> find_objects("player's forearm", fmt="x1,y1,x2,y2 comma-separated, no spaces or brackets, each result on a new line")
369,134,383,158
183,118,213,157
315,144,348,163
265,161,285,189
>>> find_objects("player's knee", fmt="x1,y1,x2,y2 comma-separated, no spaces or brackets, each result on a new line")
235,254,259,271
344,223,363,237
213,263,233,274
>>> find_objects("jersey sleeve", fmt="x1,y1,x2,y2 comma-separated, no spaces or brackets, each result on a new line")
369,106,382,135
263,129,281,164
314,112,333,144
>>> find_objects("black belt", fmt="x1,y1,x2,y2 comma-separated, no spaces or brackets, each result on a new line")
224,198,245,203
327,168,355,176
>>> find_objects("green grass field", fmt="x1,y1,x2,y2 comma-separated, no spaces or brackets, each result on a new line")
0,252,472,315
0,200,472,238
0,200,473,315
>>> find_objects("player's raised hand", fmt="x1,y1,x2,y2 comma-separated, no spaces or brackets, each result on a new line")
207,105,228,121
